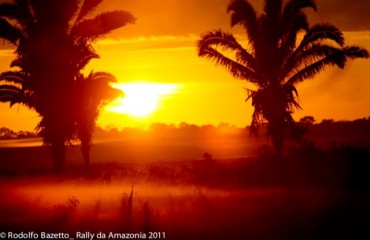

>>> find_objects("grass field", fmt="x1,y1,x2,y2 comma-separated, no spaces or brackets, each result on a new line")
1,131,369,239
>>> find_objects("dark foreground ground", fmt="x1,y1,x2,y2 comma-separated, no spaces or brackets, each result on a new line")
0,134,370,240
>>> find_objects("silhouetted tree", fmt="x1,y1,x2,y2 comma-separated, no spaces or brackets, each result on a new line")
321,119,334,125
299,116,315,126
290,115,316,141
0,0,134,172
0,127,16,139
198,0,369,156
75,71,123,165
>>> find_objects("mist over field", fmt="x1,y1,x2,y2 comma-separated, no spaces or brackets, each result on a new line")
0,120,369,239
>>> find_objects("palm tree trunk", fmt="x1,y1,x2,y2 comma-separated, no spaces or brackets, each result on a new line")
271,133,284,158
81,139,91,166
51,138,66,173
77,117,95,167
269,120,285,158
269,120,293,191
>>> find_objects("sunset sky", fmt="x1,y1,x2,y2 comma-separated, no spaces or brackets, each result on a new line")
1,0,370,131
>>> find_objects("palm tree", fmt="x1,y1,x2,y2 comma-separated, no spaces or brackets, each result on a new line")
0,0,134,172
198,0,369,156
0,69,123,166
75,71,123,166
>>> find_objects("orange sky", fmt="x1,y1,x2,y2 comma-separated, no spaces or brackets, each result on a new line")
1,0,370,131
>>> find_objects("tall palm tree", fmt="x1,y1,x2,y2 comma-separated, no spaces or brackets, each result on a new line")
0,0,134,172
198,0,369,156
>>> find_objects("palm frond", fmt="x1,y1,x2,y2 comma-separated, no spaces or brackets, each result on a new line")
227,0,259,50
0,84,21,95
198,30,256,69
199,46,259,84
10,58,27,70
0,3,25,21
279,13,309,63
342,46,370,59
248,89,265,128
283,23,346,81
74,10,135,40
77,71,122,103
282,0,316,21
75,0,103,23
299,24,345,49
89,72,122,102
0,17,22,44
76,53,99,73
287,45,369,85
287,51,346,85
280,44,343,82
250,107,263,136
0,71,27,85
89,71,117,83
12,0,35,28
0,84,22,106
263,0,282,22
244,87,256,102
283,83,301,110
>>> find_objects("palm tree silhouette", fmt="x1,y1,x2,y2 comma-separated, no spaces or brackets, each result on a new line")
75,71,123,166
0,0,134,172
198,0,369,156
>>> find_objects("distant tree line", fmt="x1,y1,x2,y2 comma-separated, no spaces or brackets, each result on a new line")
100,116,370,137
2,116,369,141
0,127,38,139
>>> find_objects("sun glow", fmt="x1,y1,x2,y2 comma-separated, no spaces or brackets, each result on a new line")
108,82,178,117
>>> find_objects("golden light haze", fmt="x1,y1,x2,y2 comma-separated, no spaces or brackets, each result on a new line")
0,0,370,131
108,82,180,117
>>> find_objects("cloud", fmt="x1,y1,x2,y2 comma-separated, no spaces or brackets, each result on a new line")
0,49,13,56
95,34,199,54
309,0,370,31
101,0,370,38
1,0,368,43
98,34,198,46
98,0,232,38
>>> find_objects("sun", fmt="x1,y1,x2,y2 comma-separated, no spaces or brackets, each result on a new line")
107,82,178,117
